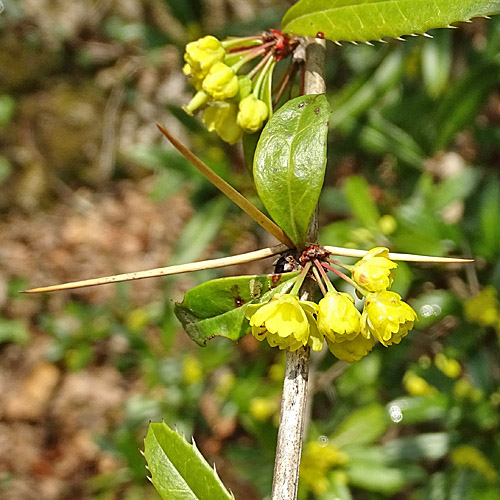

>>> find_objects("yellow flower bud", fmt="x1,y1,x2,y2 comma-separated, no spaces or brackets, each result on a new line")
202,103,243,144
317,291,361,343
245,295,319,351
464,286,499,327
202,62,239,100
326,334,375,363
451,445,498,482
182,355,203,385
435,353,461,378
182,90,209,116
184,35,225,79
352,247,397,292
403,372,437,396
300,441,349,495
236,94,269,134
249,397,278,421
360,291,417,346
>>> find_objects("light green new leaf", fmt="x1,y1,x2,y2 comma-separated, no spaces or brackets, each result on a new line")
174,272,298,345
144,423,234,500
282,0,500,43
254,94,330,247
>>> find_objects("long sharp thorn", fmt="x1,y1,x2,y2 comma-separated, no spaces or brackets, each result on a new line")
322,246,473,264
21,244,288,293
156,125,294,248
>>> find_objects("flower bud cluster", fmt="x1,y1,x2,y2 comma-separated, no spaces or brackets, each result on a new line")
245,247,418,362
182,32,295,144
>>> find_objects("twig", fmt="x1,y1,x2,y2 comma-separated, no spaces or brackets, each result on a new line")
271,36,326,500
157,125,294,248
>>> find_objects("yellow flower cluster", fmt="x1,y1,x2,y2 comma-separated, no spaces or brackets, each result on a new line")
245,247,418,362
182,35,274,144
300,441,349,495
451,445,498,482
464,286,500,331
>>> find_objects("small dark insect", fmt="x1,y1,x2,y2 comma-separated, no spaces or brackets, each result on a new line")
316,31,325,39
273,250,300,273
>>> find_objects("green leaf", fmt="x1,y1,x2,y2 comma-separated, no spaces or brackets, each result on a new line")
475,175,500,259
422,30,453,98
433,61,500,150
345,462,423,494
254,94,330,247
330,49,405,132
174,272,299,346
0,318,29,345
331,404,388,448
282,0,500,43
383,432,450,461
144,422,234,500
343,176,380,230
411,289,460,328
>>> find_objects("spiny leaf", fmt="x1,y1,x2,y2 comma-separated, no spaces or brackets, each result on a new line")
144,422,234,500
282,0,500,43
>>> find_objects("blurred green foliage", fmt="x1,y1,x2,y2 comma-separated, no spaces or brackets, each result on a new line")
1,1,500,499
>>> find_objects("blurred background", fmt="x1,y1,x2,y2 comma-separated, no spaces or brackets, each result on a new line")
1,1,500,499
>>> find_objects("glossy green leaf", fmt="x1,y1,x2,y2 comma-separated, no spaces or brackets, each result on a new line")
475,176,500,259
433,61,500,150
411,289,460,328
383,432,449,461
282,0,500,43
345,462,423,494
254,94,330,247
422,30,453,98
386,395,448,424
144,422,234,500
343,176,380,230
330,49,405,132
331,404,388,448
174,272,299,345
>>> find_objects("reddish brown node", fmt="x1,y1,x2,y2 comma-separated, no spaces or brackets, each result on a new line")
299,245,330,266
316,31,325,39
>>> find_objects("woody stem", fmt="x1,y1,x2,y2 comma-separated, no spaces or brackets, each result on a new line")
271,36,326,500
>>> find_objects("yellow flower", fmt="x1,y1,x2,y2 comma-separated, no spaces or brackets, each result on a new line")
317,291,361,343
249,397,278,421
361,291,417,346
464,286,499,327
453,378,483,402
245,295,320,351
184,35,225,79
202,62,239,100
403,372,438,397
300,441,349,495
182,355,203,385
202,103,243,144
451,445,497,482
236,94,269,133
326,334,375,363
352,247,397,292
435,353,461,378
